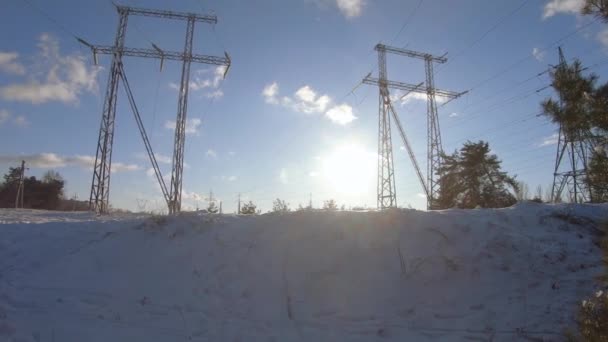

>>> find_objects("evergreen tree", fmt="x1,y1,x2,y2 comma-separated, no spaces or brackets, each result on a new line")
240,201,257,215
436,141,518,209
582,0,608,22
541,56,608,202
272,198,290,213
0,166,65,209
323,199,338,211
207,201,219,213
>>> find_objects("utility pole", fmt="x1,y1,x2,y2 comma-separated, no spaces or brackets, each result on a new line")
15,160,26,209
550,47,592,203
79,5,231,215
309,192,313,209
237,193,241,214
363,44,466,209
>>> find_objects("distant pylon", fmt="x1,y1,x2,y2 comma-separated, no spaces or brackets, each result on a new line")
550,47,593,203
15,160,26,209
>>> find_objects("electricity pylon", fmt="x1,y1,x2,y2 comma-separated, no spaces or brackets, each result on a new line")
363,44,466,209
79,5,231,214
550,47,592,203
15,160,26,209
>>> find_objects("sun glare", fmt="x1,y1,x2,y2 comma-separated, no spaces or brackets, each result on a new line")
321,144,376,195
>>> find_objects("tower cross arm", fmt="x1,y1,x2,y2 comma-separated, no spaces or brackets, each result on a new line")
118,5,217,23
363,76,465,99
89,45,231,66
375,44,447,63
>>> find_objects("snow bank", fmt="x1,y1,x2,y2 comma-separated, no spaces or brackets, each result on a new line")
0,203,606,341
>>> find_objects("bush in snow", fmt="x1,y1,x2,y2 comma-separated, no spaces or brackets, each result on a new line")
567,290,608,341
240,201,257,215
272,198,290,213
323,199,338,211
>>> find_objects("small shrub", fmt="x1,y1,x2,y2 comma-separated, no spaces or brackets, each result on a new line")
323,199,338,211
240,201,257,215
569,290,608,341
272,198,290,213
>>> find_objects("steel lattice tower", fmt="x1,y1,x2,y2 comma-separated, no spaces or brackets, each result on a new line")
424,57,443,209
89,7,128,215
550,47,592,203
364,44,466,210
83,5,230,214
377,48,397,208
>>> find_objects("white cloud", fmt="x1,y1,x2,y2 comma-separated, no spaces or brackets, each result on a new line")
13,115,29,127
228,151,236,157
264,83,330,114
292,85,331,113
164,118,202,135
262,82,279,104
172,65,226,98
220,175,237,182
0,52,25,75
532,47,545,61
538,133,559,147
136,152,172,164
206,149,217,158
0,153,139,172
295,85,317,103
206,89,224,99
264,82,358,125
325,104,357,125
0,109,9,125
0,110,29,127
0,33,101,104
449,112,459,118
279,168,288,184
598,27,608,48
542,0,584,19
417,193,426,198
309,171,320,177
182,190,203,202
336,0,365,18
112,163,140,172
398,92,449,105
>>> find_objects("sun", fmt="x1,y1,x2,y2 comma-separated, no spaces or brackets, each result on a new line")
321,143,376,195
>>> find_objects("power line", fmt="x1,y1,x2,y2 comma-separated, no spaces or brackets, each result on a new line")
466,18,599,92
391,0,424,45
19,0,80,39
447,0,532,62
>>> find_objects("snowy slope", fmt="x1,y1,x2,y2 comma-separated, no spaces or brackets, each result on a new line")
0,203,606,341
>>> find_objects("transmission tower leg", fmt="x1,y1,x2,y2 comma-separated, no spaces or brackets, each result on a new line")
425,58,443,210
376,48,396,209
377,92,397,209
89,8,129,214
169,18,195,214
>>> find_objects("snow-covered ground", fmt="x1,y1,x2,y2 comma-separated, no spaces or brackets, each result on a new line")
0,203,606,341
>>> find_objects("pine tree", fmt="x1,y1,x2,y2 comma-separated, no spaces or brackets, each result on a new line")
541,56,608,202
272,198,290,213
436,141,518,209
240,201,257,215
207,201,219,214
582,0,608,22
323,199,338,211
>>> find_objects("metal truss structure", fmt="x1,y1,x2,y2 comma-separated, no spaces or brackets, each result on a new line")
363,44,466,209
550,48,592,203
80,5,230,214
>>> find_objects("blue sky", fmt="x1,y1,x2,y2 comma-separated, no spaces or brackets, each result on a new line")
0,0,606,212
